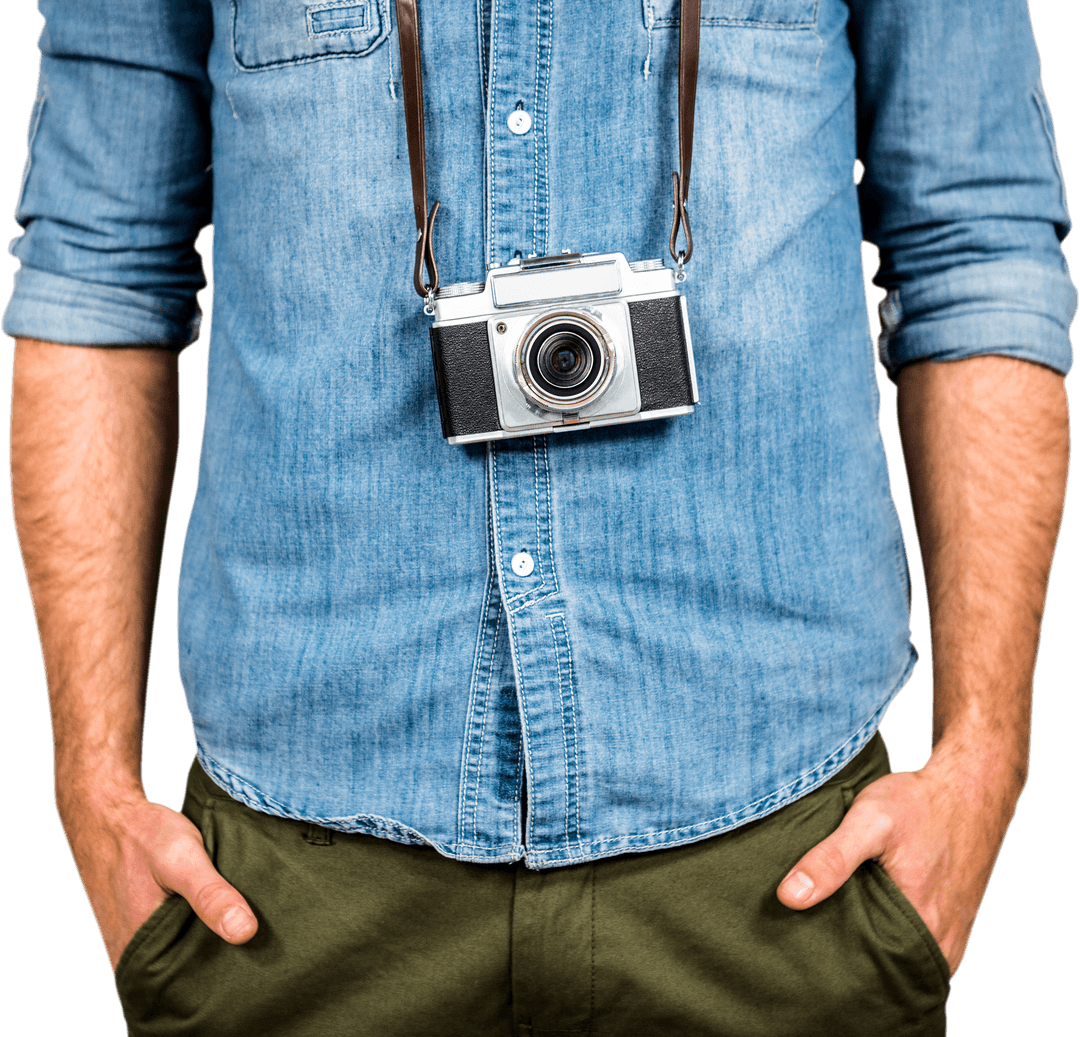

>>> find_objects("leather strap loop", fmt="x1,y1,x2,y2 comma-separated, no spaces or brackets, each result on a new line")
395,0,439,297
669,171,693,268
414,199,440,299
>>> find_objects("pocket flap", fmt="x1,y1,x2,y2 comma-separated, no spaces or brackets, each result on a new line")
644,0,818,28
233,0,389,70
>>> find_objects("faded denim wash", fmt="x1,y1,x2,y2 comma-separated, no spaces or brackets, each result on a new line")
5,0,1075,867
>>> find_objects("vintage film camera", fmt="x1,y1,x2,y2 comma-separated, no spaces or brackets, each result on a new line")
429,251,699,444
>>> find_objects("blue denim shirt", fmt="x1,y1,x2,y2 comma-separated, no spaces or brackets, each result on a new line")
6,0,1074,867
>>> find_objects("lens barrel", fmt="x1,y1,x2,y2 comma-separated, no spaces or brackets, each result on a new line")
517,313,614,411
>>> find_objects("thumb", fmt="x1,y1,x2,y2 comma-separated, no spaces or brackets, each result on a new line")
157,839,258,944
777,807,887,911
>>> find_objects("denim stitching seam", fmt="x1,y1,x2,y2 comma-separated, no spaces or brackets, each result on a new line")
459,642,489,847
549,614,574,851
476,0,488,110
472,609,502,845
307,24,369,40
457,490,499,848
539,436,558,595
532,2,541,253
532,437,547,585
548,612,584,856
509,587,562,615
486,0,502,266
541,0,552,255
503,611,536,850
491,449,517,603
648,0,819,30
532,0,552,256
490,446,512,596
306,0,369,40
563,617,583,856
382,0,396,98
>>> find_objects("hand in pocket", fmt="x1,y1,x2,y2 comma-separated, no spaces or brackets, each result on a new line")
775,763,1012,977
65,795,259,969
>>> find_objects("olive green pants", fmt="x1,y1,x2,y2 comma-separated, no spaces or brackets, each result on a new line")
115,734,949,1036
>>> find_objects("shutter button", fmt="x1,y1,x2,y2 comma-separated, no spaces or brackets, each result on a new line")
511,551,535,577
507,109,533,135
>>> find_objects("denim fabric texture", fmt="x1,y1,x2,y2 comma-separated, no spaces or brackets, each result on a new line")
5,0,1075,868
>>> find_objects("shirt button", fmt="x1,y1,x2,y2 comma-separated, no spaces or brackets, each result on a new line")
507,109,533,135
511,551,535,577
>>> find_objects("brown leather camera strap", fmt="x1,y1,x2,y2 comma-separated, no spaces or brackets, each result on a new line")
394,0,702,301
670,0,700,270
395,0,440,301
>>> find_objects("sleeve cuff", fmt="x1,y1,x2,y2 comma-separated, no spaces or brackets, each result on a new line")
3,266,202,348
878,258,1076,378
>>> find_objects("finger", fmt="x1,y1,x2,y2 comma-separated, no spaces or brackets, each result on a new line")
155,836,258,944
777,807,889,910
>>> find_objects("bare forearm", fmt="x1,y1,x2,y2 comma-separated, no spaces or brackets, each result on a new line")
898,355,1069,806
779,354,1069,971
11,339,258,964
11,338,179,818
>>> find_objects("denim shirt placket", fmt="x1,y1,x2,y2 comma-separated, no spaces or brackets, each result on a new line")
454,0,587,866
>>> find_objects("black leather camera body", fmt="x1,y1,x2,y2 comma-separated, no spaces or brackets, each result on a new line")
428,252,699,444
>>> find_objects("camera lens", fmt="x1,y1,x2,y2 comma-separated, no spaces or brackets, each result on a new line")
515,311,616,413
537,332,595,392
524,322,605,402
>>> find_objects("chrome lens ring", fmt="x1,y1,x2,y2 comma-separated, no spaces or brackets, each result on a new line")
515,310,616,413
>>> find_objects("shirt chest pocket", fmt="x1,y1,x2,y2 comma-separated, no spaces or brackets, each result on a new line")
643,0,818,29
232,0,390,70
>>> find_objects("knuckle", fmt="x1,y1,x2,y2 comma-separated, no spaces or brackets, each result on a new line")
854,801,898,845
815,840,850,879
192,878,237,918
154,834,201,878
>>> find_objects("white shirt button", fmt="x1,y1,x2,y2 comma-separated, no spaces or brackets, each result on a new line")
511,551,535,577
507,109,533,135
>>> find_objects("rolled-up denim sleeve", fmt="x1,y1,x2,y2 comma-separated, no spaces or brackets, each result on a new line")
848,0,1076,378
3,0,213,349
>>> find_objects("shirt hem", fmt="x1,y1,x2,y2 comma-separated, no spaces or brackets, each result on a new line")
193,651,915,869
523,650,915,868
